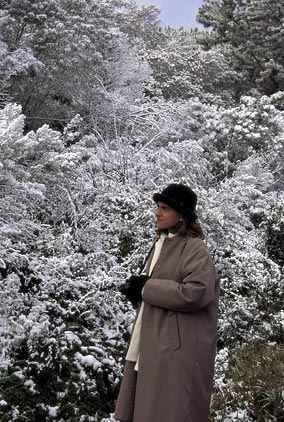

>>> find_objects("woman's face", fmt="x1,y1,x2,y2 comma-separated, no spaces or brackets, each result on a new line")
155,201,182,232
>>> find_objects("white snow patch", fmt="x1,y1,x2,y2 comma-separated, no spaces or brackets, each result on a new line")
48,406,59,417
75,352,101,371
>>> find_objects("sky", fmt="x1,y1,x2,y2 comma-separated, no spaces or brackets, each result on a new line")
134,0,204,30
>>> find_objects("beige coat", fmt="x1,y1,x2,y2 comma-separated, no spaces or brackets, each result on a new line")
115,234,220,422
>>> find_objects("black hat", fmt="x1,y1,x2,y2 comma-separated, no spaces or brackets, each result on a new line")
153,183,198,222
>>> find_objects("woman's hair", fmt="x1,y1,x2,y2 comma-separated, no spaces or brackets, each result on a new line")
159,217,204,239
178,217,204,239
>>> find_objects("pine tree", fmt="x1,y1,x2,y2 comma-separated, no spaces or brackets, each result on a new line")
198,0,284,95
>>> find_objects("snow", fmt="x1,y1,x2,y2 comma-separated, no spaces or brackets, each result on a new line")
75,353,101,372
48,406,59,417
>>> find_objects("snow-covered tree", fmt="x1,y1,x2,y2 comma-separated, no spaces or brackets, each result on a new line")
0,0,151,130
143,28,240,105
198,0,284,96
0,92,283,419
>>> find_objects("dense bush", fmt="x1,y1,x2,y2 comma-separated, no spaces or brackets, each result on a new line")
211,343,284,421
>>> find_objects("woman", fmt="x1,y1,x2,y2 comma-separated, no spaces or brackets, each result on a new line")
115,183,219,422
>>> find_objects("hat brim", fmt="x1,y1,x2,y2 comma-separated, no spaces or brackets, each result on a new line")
153,193,197,222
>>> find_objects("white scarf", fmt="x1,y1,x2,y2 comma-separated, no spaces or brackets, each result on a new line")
126,232,173,370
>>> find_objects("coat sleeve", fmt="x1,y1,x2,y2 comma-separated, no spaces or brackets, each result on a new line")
142,238,217,312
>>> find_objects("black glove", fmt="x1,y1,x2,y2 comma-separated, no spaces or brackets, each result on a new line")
119,274,149,304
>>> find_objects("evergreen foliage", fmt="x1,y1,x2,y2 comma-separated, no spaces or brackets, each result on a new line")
0,0,284,420
198,0,284,96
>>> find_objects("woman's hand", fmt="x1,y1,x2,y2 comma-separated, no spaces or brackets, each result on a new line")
119,275,149,304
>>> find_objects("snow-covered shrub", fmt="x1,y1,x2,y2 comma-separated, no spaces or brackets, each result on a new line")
0,94,284,421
